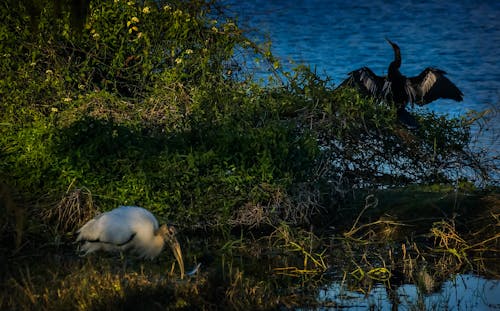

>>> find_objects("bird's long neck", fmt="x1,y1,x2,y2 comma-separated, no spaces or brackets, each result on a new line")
387,41,402,80
147,234,166,258
392,47,401,69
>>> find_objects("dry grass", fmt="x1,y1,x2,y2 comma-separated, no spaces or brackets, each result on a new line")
1,255,208,311
41,183,97,234
269,223,328,277
228,183,324,228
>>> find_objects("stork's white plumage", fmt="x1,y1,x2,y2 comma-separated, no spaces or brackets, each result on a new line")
76,206,185,277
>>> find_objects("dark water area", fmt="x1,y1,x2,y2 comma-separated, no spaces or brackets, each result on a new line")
226,0,500,157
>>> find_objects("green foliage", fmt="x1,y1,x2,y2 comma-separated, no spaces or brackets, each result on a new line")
0,0,494,244
0,0,250,112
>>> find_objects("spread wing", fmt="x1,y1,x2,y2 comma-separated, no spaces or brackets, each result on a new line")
408,68,463,106
337,67,387,98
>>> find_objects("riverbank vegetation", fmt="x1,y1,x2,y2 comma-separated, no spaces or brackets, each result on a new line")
1,0,498,309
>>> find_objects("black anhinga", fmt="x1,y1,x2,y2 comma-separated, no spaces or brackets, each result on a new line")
338,39,464,128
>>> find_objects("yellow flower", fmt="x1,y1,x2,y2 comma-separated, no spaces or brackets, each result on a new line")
211,26,218,33
51,107,59,112
63,97,72,102
163,5,171,11
142,6,150,14
131,26,138,32
92,33,100,39
185,49,193,54
131,16,139,23
137,32,143,39
45,69,53,75
127,1,134,5
127,21,131,27
175,58,182,64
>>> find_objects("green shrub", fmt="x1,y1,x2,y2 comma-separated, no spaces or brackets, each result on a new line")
0,0,495,245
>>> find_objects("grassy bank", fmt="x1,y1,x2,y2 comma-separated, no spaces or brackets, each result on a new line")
1,188,498,310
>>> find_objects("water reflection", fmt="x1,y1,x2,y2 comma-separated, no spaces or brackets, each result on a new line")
315,274,500,310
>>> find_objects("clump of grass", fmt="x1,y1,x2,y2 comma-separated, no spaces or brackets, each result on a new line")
41,183,97,235
269,223,327,277
430,220,470,263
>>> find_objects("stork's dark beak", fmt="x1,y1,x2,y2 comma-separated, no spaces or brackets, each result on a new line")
165,226,185,279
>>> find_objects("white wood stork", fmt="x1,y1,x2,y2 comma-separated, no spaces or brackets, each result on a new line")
76,205,185,278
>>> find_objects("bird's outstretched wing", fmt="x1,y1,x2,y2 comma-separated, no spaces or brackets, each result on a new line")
338,67,387,98
408,68,463,106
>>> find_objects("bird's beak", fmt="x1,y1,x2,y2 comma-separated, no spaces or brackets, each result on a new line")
170,237,185,279
385,38,399,50
166,226,185,279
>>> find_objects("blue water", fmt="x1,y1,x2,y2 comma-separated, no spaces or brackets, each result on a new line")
316,274,500,310
227,0,500,156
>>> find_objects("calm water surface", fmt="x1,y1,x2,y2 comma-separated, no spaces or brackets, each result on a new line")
316,274,500,310
227,0,500,155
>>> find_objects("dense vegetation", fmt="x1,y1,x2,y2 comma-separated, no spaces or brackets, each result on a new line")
1,0,498,309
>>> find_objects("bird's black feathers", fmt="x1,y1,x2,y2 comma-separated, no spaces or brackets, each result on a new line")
408,68,463,106
339,67,387,98
338,40,463,128
82,232,137,247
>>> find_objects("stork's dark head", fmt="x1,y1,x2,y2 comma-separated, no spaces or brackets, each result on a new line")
385,38,402,69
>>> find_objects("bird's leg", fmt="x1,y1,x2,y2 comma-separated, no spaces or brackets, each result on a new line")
120,251,127,273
